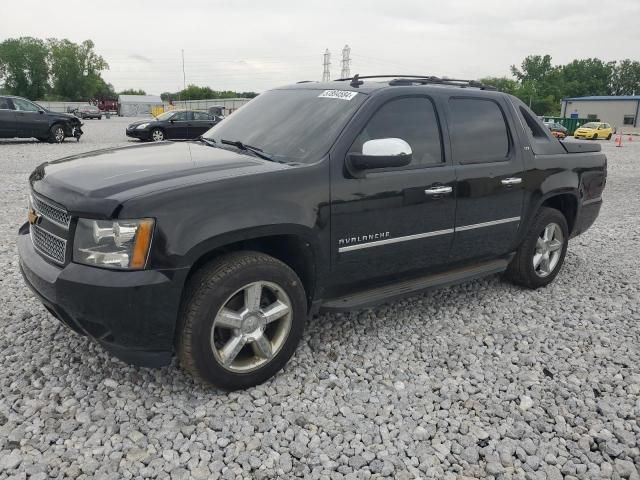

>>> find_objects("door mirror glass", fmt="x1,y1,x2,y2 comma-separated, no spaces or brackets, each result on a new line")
348,138,412,170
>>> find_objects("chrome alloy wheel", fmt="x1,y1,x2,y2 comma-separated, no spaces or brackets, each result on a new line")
151,129,164,141
533,222,563,277
211,281,292,373
54,126,65,143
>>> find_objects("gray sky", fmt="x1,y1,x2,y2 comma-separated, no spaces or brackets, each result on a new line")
2,0,639,94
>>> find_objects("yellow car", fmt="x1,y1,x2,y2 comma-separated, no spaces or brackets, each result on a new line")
573,122,613,140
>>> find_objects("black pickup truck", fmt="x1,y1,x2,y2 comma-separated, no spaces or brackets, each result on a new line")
18,76,606,390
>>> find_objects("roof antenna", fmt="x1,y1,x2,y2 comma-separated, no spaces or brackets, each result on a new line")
350,73,363,88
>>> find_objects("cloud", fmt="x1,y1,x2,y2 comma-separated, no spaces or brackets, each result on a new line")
128,54,153,64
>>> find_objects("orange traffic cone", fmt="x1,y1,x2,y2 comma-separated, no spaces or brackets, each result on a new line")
616,133,623,147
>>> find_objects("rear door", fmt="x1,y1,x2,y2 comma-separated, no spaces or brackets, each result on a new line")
191,111,216,136
446,95,525,262
0,97,17,138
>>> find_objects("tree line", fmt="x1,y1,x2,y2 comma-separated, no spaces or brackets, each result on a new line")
1,37,638,112
480,55,640,115
0,37,114,101
160,85,258,102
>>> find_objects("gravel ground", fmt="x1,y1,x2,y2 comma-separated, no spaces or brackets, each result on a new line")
0,120,639,480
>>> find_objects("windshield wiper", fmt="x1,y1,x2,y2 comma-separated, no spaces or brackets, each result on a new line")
220,139,276,162
197,136,217,147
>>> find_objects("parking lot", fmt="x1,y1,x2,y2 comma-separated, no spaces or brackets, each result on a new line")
0,119,638,479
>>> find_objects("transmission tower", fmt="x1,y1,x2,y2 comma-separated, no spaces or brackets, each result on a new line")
322,49,331,82
340,44,351,78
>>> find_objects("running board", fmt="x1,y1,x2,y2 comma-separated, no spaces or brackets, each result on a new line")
320,258,510,312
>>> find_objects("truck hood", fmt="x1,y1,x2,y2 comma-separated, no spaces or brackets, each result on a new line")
30,141,287,217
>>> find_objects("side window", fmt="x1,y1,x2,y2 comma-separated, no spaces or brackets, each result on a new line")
519,106,550,139
0,97,13,110
172,111,187,121
12,98,39,112
193,111,209,120
449,98,510,164
349,97,443,167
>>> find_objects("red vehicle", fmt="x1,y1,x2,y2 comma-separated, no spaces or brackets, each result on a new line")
92,99,118,113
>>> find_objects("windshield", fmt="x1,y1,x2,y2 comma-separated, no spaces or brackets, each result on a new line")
581,122,600,129
155,111,177,121
203,88,367,163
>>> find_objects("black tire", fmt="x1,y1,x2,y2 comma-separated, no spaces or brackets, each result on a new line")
592,133,598,140
150,128,165,142
48,124,65,143
505,207,569,289
606,133,612,140
177,251,307,390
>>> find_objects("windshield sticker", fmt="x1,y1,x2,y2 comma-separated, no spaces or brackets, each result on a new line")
318,90,358,101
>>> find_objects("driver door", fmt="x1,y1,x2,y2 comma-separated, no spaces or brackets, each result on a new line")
165,111,189,139
12,97,48,138
330,95,456,286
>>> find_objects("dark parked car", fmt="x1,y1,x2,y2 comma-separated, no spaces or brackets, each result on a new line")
126,109,220,141
544,121,568,137
75,104,102,120
0,95,83,143
18,76,606,390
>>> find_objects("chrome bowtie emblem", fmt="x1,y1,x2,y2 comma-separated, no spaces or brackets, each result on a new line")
27,208,41,226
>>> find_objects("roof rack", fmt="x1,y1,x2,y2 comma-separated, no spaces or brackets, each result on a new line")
333,74,496,90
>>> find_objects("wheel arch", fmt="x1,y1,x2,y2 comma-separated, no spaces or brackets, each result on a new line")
539,191,579,235
181,226,320,309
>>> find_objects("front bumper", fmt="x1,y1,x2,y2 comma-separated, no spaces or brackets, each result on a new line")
18,223,188,367
126,128,150,140
574,131,595,139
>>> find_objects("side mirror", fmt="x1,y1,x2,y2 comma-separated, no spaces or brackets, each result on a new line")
38,109,45,114
348,138,412,171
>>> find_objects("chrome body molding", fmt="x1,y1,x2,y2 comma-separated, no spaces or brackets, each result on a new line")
454,216,521,232
338,217,521,253
339,228,454,253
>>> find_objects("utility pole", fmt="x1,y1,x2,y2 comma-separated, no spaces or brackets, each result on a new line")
340,44,351,78
182,49,187,108
322,49,331,82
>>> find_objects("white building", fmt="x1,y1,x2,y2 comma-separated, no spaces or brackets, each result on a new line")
561,95,640,133
117,94,163,117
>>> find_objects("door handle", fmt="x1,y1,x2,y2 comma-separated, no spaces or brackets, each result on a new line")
424,185,453,195
501,177,522,186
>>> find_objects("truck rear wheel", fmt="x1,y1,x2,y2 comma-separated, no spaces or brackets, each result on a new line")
505,207,569,289
177,251,307,390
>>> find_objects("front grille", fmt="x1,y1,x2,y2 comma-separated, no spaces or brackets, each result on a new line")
31,224,66,264
32,195,71,228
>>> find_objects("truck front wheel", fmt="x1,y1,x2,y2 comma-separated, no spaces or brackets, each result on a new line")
505,207,569,289
177,251,307,390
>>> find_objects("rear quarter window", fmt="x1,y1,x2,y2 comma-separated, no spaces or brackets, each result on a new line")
511,97,566,155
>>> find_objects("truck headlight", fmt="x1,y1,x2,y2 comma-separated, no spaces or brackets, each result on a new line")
73,218,155,270
136,123,150,129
